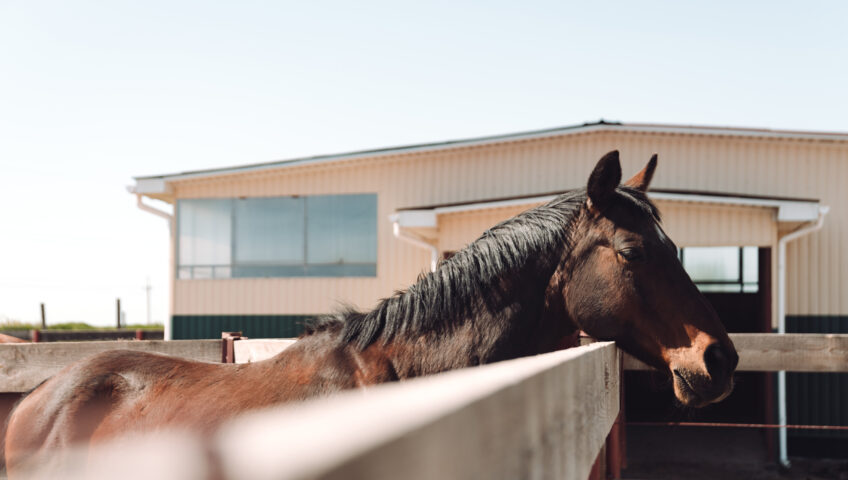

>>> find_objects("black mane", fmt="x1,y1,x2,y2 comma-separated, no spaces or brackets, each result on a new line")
307,186,660,350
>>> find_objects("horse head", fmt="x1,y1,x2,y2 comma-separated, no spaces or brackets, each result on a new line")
557,151,738,407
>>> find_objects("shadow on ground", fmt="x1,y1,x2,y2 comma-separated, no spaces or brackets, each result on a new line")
623,426,848,480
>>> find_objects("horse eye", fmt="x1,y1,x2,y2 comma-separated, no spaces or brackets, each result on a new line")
618,248,644,261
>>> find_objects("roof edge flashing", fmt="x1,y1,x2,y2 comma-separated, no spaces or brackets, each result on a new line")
131,178,172,195
131,122,848,183
402,191,822,223
390,210,438,228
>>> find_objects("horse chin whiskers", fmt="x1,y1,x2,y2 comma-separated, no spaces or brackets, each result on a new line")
672,369,706,407
672,367,734,407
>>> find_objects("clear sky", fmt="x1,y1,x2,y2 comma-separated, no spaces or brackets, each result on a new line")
1,1,846,327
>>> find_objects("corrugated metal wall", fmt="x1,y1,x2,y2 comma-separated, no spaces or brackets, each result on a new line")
655,201,777,247
437,206,531,253
169,130,848,319
437,200,777,255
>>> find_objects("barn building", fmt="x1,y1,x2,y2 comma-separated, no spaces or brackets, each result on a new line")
131,121,847,457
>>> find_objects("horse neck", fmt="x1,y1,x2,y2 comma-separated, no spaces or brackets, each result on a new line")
378,231,578,378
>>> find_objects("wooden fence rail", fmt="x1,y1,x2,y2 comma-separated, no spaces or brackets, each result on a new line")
22,342,621,480
234,333,848,373
618,333,848,372
0,340,221,392
2,333,846,393
3,334,848,479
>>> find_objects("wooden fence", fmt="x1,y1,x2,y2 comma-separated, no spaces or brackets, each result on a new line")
0,340,220,392
4,333,848,480
0,329,165,343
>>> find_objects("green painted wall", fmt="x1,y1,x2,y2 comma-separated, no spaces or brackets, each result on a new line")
172,315,315,340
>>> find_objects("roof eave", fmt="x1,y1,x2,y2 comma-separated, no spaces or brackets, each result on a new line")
131,121,848,186
395,191,825,224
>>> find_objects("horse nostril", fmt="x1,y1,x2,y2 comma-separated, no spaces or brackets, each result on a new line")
704,342,736,378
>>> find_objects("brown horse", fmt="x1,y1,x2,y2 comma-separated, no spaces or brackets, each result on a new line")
4,151,737,476
0,334,26,344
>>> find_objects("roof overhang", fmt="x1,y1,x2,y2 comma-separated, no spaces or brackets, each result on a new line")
392,191,825,228
130,121,848,189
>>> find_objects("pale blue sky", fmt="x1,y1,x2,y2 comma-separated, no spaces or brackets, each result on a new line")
1,1,846,326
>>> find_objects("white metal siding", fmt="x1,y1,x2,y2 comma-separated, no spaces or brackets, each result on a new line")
169,130,847,317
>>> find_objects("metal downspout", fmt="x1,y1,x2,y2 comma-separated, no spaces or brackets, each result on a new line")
391,220,438,273
134,194,174,340
776,205,829,467
136,194,173,225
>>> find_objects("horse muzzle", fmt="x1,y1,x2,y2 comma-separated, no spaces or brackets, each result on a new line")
670,341,739,407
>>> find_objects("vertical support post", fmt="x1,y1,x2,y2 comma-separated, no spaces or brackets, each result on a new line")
619,354,627,471
40,303,46,329
777,242,789,467
116,298,122,329
221,332,242,363
588,447,603,480
605,351,625,479
606,414,622,479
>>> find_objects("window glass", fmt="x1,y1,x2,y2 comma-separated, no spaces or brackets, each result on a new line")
305,195,377,265
680,246,759,293
682,246,740,282
742,246,759,284
178,199,232,267
234,197,305,264
177,194,377,278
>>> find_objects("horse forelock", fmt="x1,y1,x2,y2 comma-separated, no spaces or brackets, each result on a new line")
339,190,586,351
616,186,662,223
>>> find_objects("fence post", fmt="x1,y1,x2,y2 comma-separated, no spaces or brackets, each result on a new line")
40,303,46,329
605,353,626,478
589,441,607,480
221,332,242,363
606,412,622,479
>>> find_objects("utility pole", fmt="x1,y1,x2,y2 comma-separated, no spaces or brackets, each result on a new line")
40,303,46,329
145,277,152,325
116,298,121,329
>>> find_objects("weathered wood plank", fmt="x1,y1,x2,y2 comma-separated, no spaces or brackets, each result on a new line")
5,333,845,395
729,333,848,372
594,333,848,372
25,343,621,480
217,342,621,480
233,339,297,364
0,340,221,392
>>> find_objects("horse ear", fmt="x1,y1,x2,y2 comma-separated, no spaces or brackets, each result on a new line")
587,150,622,209
624,154,658,191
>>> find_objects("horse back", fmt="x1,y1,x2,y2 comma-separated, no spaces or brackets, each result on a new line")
4,349,226,475
4,334,370,475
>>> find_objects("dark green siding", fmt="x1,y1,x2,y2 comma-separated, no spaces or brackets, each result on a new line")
786,315,848,447
172,315,315,340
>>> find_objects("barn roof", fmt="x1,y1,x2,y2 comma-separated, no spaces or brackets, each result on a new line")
131,120,848,194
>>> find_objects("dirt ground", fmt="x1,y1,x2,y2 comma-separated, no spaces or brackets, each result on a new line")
623,426,848,480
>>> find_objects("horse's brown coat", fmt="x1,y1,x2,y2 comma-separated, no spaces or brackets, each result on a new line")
4,152,737,476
